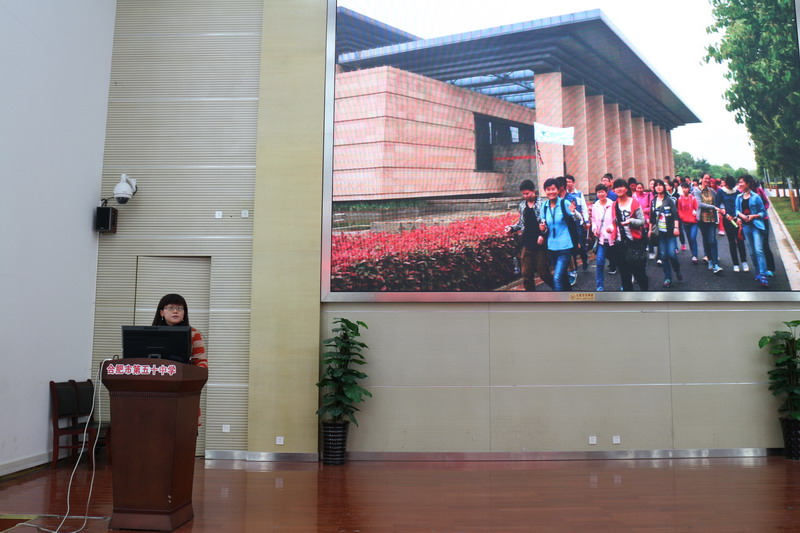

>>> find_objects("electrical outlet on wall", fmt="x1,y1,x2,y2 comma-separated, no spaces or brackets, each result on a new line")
276,436,285,445
588,435,598,445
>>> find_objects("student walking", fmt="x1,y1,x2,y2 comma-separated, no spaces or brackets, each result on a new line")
677,182,700,265
541,177,582,291
608,179,649,291
717,175,749,272
506,180,554,290
591,183,615,291
755,183,776,275
649,179,682,288
694,174,723,274
736,174,770,288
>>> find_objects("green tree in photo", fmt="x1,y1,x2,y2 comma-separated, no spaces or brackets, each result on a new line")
674,150,697,177
706,0,800,179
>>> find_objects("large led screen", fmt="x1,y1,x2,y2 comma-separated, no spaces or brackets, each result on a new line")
322,0,800,302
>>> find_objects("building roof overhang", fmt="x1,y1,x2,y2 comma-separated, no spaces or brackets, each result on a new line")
336,9,700,130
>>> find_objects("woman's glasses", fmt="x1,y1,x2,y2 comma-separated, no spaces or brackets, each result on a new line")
163,305,185,312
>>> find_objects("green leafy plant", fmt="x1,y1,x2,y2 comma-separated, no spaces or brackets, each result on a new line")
759,320,800,421
316,318,372,426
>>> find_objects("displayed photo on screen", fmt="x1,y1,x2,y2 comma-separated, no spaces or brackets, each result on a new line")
322,0,800,302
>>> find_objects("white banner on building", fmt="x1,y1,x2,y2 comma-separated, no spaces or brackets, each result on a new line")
533,122,574,146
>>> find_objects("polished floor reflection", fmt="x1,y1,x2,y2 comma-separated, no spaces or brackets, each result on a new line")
1,456,800,532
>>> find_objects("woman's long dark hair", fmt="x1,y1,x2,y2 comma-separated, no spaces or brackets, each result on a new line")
653,179,666,198
152,293,191,326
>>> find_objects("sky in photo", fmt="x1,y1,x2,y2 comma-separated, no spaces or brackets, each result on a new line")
336,0,778,171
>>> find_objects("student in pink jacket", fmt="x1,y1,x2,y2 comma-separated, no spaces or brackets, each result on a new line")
676,182,700,264
591,183,615,291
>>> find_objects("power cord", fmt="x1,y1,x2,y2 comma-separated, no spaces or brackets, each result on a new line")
23,358,114,533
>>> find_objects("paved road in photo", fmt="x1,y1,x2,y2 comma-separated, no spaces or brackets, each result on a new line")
569,224,790,292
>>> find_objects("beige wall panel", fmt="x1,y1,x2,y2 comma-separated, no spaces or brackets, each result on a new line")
348,387,491,453
93,241,253,452
491,386,674,451
96,0,262,455
672,385,783,449
322,303,800,453
108,35,260,98
489,310,671,386
205,385,249,449
248,0,326,454
202,313,251,383
668,310,788,383
321,308,490,387
98,169,254,238
94,251,138,309
104,101,257,166
134,256,211,318
132,255,212,455
116,0,263,33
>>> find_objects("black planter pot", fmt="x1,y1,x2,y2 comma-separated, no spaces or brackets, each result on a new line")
780,417,800,460
321,421,350,465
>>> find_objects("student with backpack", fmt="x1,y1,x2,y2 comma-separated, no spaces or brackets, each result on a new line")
540,177,582,291
607,178,649,291
505,179,554,291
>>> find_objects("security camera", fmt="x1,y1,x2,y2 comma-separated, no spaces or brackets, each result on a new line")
113,174,137,204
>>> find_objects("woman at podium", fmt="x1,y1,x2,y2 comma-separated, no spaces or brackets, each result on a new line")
153,293,208,427
152,293,208,369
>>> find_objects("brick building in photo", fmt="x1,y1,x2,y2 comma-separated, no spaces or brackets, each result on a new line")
333,8,699,200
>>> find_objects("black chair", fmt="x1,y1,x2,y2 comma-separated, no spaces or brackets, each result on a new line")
49,380,101,467
71,379,111,462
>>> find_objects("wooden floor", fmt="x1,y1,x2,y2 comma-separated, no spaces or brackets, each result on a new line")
2,455,800,532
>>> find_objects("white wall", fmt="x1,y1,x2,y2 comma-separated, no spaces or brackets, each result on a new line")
0,0,116,475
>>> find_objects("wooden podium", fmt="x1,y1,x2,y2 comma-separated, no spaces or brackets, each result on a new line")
101,359,208,531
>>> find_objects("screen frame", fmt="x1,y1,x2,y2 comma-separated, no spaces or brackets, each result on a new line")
320,0,800,303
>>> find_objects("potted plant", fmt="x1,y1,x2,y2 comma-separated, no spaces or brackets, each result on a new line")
316,318,371,465
759,320,800,459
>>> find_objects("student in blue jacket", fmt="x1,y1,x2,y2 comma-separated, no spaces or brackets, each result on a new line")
735,174,770,288
540,177,582,291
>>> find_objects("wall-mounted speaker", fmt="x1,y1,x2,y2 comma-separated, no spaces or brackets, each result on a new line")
96,206,118,233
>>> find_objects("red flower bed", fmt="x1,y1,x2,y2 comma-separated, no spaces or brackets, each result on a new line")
331,213,519,291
